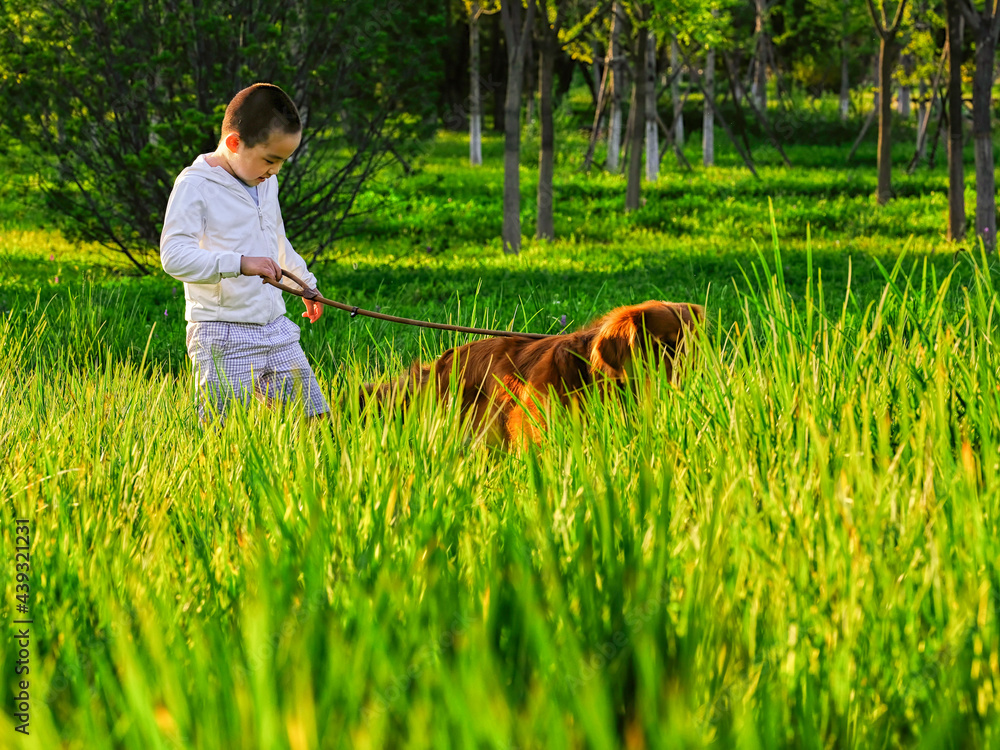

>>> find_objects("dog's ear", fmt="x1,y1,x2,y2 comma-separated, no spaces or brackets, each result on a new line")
590,302,704,379
590,307,637,379
643,302,704,344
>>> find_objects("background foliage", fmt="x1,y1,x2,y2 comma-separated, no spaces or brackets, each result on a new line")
1,0,1000,743
0,0,446,272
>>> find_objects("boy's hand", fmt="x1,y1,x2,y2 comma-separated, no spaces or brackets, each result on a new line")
302,297,323,324
240,255,282,281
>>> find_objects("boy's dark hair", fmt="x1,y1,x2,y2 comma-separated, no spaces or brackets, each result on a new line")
221,83,301,148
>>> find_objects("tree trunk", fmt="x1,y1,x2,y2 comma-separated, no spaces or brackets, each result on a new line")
840,37,850,120
909,42,947,172
703,45,716,167
626,23,647,211
470,3,483,166
971,21,997,250
554,53,575,99
917,78,927,156
537,29,556,239
872,55,880,109
592,40,603,97
607,1,623,172
671,35,684,145
753,0,769,111
946,0,965,240
490,13,506,132
840,3,850,120
875,36,898,205
502,0,536,255
525,32,536,126
583,46,612,171
866,0,907,205
676,42,758,176
722,49,792,167
898,53,913,117
644,31,659,182
898,86,910,117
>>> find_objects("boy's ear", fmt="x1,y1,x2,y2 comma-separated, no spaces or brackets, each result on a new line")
224,132,241,153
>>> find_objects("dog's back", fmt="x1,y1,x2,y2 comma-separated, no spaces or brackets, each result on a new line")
365,300,704,447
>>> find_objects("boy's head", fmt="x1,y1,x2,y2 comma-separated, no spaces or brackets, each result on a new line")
217,83,302,186
222,83,300,147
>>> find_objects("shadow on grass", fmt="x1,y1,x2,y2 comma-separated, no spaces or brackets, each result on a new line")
3,242,985,383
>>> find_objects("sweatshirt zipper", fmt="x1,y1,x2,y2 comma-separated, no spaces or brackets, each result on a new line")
214,166,266,230
217,170,275,315
204,163,280,318
253,186,275,320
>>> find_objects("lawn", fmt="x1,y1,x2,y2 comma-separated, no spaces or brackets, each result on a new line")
2,113,1000,748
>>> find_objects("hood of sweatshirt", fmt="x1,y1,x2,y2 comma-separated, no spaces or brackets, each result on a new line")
183,154,274,199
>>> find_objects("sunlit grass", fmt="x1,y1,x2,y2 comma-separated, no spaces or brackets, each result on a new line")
2,101,999,745
3,201,1000,746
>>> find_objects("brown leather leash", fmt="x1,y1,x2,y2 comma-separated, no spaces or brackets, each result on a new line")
263,268,554,340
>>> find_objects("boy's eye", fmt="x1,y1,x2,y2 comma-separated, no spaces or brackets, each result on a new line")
264,159,275,165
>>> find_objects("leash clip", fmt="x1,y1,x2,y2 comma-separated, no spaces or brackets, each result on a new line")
350,306,359,318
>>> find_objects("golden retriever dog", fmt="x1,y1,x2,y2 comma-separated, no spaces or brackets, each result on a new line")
365,300,704,448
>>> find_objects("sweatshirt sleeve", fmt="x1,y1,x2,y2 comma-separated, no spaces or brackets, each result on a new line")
160,178,243,284
273,181,318,290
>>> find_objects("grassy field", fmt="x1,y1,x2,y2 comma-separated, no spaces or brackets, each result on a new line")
2,108,1000,748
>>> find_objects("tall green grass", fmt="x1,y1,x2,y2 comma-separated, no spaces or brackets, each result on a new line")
3,208,999,747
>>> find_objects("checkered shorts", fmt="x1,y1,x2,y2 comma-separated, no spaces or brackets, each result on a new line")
186,316,329,422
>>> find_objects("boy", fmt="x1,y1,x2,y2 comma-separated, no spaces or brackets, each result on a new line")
161,82,329,422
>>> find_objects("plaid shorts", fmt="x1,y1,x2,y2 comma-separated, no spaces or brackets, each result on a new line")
186,316,329,422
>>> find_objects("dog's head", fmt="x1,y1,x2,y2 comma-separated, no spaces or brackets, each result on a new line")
589,301,704,381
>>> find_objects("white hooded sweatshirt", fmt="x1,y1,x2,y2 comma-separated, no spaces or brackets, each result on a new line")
160,154,318,325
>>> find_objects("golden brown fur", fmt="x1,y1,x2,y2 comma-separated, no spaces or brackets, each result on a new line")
365,300,704,447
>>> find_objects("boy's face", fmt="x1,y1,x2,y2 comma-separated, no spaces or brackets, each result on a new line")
223,129,301,186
